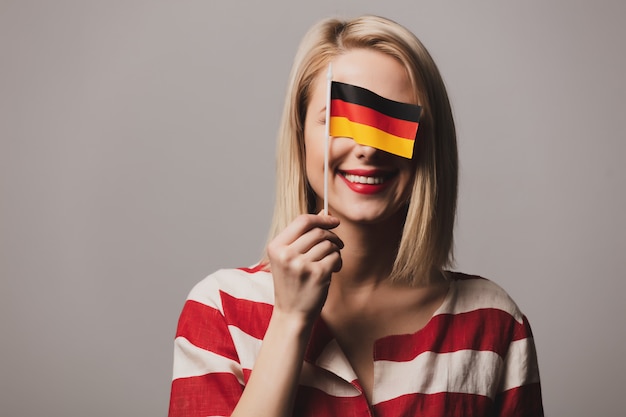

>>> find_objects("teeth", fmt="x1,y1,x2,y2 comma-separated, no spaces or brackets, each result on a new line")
343,174,385,184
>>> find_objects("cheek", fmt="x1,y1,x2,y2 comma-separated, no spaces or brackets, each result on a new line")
396,160,416,195
304,115,325,144
303,127,325,186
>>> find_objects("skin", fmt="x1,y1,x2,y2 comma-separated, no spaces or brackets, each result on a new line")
305,48,417,228
231,48,448,416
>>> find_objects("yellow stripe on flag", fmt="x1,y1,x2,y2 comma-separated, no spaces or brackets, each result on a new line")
330,116,416,158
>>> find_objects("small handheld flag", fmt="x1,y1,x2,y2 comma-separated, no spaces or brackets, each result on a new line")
329,81,422,159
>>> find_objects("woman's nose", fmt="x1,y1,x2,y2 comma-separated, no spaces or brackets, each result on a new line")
354,143,381,160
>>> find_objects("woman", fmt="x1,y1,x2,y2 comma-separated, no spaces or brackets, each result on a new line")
169,15,543,417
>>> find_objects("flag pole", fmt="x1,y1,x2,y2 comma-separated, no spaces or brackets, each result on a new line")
324,63,332,215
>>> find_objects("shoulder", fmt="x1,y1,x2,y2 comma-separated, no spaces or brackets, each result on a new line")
186,264,275,313
442,271,525,325
438,272,537,359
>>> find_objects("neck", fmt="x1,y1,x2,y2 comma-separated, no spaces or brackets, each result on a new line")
332,215,405,288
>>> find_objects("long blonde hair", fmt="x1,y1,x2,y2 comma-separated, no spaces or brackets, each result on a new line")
265,15,458,286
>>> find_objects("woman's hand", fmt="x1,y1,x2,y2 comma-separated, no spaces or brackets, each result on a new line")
267,213,343,323
229,214,342,417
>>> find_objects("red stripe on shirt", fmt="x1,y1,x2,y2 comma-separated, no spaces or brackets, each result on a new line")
304,318,335,363
169,373,243,417
220,290,273,340
175,300,239,362
494,383,544,417
373,391,493,417
375,308,531,361
236,263,268,274
515,315,535,341
293,385,371,417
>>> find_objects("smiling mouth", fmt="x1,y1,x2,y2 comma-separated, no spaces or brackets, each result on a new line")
342,173,386,184
339,170,396,185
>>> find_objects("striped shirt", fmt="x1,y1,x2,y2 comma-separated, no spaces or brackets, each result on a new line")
169,266,543,416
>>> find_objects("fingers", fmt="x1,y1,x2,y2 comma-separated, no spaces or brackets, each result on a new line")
268,215,342,268
267,213,343,319
318,249,342,274
270,213,340,248
292,227,343,257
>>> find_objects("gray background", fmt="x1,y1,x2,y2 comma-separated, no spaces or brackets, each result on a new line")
1,1,624,416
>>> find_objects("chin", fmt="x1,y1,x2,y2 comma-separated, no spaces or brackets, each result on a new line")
334,205,405,225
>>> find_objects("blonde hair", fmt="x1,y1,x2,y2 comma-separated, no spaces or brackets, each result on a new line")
265,15,458,285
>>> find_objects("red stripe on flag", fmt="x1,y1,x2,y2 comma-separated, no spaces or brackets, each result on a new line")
175,300,239,362
375,308,530,360
331,99,419,140
220,290,273,340
169,373,243,417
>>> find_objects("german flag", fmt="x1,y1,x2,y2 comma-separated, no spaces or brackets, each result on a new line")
329,81,422,158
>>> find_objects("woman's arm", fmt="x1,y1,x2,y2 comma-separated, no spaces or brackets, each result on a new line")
493,316,544,417
230,213,342,417
229,310,312,417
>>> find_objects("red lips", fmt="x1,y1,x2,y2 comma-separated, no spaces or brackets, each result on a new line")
338,169,396,195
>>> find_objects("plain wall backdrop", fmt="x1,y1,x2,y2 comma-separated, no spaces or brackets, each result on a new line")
1,1,625,416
